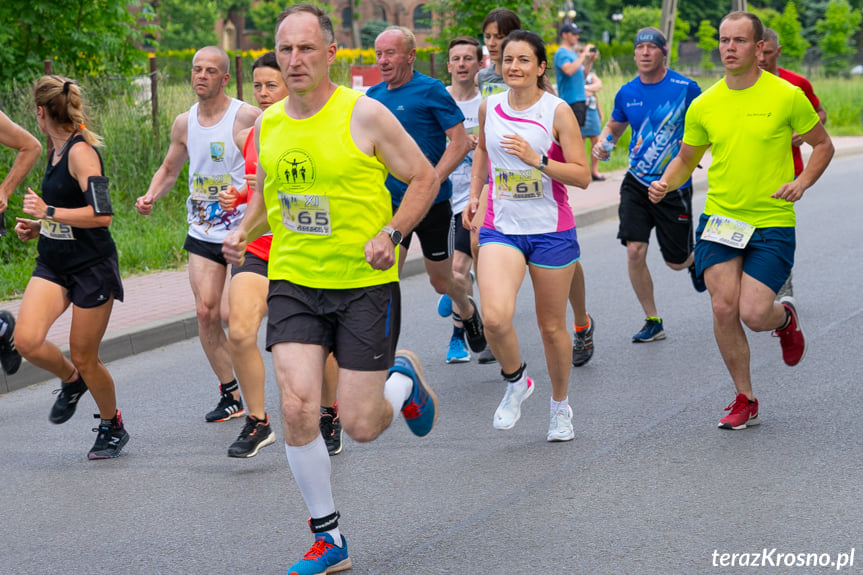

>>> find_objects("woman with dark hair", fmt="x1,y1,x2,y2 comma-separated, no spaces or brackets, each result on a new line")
14,75,128,459
478,8,522,98
466,31,590,442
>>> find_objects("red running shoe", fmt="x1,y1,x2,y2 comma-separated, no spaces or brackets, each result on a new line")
774,296,806,366
718,393,760,430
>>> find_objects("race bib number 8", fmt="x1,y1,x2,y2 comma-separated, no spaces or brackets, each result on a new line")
40,220,75,241
190,173,230,202
494,167,543,200
279,193,331,236
701,214,756,249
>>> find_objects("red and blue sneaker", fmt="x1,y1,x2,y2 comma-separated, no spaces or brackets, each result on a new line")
390,349,438,437
287,533,351,575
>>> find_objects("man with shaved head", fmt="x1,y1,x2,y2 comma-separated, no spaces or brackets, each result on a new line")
136,46,260,421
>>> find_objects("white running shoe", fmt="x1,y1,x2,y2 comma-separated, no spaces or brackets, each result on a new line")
493,377,534,430
547,404,574,442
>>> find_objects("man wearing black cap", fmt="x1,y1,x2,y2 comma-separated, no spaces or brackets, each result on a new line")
553,22,594,127
591,27,703,343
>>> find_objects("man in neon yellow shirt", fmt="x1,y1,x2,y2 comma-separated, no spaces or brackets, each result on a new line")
649,11,833,431
222,4,440,574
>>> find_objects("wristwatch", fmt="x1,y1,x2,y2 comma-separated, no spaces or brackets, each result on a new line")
382,226,403,246
537,154,549,171
45,205,56,221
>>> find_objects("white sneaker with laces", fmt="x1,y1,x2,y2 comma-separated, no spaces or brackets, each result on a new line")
493,378,534,430
547,405,574,442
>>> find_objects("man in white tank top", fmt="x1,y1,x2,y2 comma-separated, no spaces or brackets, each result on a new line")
135,46,261,422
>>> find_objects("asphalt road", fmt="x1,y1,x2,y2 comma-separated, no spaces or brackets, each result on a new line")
1,155,861,575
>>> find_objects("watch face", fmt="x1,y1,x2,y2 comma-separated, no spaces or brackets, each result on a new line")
391,230,403,245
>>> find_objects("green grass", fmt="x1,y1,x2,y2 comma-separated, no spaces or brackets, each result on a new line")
1,72,860,299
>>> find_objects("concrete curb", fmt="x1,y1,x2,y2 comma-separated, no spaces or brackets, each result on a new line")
3,141,861,394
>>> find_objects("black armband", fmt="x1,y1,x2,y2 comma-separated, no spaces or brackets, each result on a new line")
308,511,340,533
85,176,113,215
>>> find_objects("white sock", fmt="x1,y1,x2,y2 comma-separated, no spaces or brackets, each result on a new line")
284,436,341,545
550,396,569,412
509,373,528,393
384,372,414,420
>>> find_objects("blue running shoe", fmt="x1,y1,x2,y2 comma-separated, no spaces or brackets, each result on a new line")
446,334,470,363
437,294,453,318
632,318,666,342
390,350,438,437
287,533,351,575
689,264,707,293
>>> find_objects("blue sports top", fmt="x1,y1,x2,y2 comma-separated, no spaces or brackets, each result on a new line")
366,71,465,206
611,69,701,186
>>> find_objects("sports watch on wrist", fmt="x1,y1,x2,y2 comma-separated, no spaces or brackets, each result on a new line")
382,226,402,246
45,205,56,221
537,154,549,171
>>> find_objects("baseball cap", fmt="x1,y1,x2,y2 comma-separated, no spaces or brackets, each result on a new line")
560,23,583,35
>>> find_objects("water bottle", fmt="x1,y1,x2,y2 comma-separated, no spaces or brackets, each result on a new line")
601,134,614,162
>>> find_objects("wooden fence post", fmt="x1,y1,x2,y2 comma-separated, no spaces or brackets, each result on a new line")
235,54,243,101
150,56,159,141
43,60,52,75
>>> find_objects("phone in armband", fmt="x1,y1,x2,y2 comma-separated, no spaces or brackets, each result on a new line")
87,176,114,215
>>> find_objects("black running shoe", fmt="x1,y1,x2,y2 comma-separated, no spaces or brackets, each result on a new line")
0,310,22,375
228,414,275,458
88,410,130,460
461,296,486,353
49,375,89,424
319,405,343,456
205,383,245,422
572,315,595,367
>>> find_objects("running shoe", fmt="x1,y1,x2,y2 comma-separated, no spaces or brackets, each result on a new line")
571,315,595,367
718,393,760,430
287,533,351,575
632,318,666,343
0,310,22,375
689,264,707,293
461,296,486,353
88,410,130,459
774,296,806,366
437,294,453,318
493,377,534,430
49,374,89,424
547,404,575,442
775,270,793,300
390,349,438,437
319,405,343,456
477,346,497,364
228,414,275,458
446,334,470,363
205,383,245,422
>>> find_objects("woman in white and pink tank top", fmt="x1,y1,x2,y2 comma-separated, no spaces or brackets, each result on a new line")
466,31,591,442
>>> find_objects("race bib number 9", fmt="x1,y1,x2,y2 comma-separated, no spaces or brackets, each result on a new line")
191,173,231,202
279,193,331,236
701,214,756,249
40,220,75,241
494,168,543,200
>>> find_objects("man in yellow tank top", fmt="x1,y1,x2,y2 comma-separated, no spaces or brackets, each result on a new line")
649,12,833,432
222,5,440,573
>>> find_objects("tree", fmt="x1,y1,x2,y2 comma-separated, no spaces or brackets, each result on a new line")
360,19,389,49
0,0,152,84
696,20,718,72
815,0,863,75
247,0,336,48
772,1,809,72
427,0,557,50
155,0,221,50
617,6,689,64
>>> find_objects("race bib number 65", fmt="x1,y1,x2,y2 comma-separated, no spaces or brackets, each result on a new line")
279,193,331,236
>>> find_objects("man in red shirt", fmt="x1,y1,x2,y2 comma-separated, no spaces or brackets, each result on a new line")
758,27,827,297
